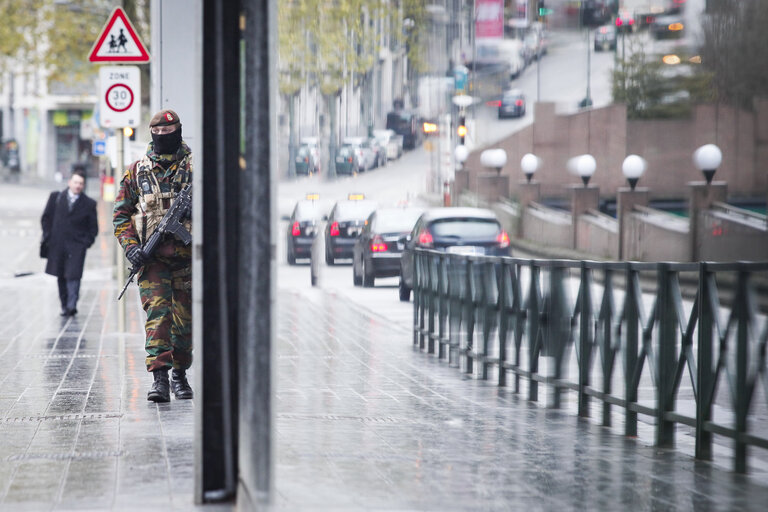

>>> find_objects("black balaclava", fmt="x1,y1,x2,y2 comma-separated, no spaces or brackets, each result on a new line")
152,125,182,155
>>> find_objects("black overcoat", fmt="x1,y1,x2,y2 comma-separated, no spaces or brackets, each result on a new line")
41,190,98,280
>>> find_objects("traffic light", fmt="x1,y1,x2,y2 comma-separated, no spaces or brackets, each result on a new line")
123,126,136,141
457,116,466,144
538,0,552,17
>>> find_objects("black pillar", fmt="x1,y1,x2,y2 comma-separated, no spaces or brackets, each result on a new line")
200,0,242,502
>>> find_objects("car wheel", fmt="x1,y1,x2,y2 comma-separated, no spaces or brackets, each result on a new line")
353,259,362,286
362,259,374,288
325,247,334,265
287,250,296,265
398,279,411,302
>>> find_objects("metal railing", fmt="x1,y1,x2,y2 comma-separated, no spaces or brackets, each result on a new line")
411,249,768,473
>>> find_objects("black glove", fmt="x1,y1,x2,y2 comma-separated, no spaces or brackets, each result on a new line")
126,245,149,268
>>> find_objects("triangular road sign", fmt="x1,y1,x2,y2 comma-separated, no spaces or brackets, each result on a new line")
89,7,150,63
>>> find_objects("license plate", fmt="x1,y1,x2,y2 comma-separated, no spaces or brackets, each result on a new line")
304,227,315,236
347,227,360,237
446,246,484,255
397,242,404,250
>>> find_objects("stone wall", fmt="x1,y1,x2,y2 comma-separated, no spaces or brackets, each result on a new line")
458,102,768,202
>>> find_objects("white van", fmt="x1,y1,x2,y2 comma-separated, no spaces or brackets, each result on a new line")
476,38,525,80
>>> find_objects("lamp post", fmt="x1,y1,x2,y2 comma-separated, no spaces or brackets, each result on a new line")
518,153,541,238
477,148,508,204
454,144,469,171
689,143,726,261
621,154,646,190
693,143,722,185
569,154,598,250
618,154,649,259
520,152,540,183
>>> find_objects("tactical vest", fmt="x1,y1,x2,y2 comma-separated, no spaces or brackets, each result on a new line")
131,153,192,245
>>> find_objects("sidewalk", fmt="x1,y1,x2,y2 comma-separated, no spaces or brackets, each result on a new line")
0,183,211,511
2,182,768,510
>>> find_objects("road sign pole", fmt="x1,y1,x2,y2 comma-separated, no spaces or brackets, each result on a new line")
116,130,126,329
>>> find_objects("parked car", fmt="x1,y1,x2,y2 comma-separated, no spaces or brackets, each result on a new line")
498,89,526,119
398,208,511,301
372,129,403,161
386,110,422,150
324,194,378,265
300,136,321,172
594,24,617,51
367,136,388,168
335,145,360,176
352,207,424,287
342,136,377,172
294,145,317,176
285,194,326,265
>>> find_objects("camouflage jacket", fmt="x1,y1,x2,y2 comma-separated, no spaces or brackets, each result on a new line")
113,141,193,259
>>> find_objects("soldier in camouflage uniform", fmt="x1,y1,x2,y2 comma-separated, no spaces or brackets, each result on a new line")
113,109,193,403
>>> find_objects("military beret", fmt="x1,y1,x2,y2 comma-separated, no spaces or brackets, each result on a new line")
149,109,181,127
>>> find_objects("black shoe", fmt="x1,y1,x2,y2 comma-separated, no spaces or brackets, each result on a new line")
60,309,70,317
147,369,171,402
171,369,193,400
69,308,77,316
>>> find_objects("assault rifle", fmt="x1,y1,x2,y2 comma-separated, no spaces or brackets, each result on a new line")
117,184,193,301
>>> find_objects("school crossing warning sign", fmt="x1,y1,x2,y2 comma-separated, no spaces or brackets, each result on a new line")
89,7,150,63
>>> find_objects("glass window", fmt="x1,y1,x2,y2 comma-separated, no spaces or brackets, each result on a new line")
429,218,501,238
373,210,424,233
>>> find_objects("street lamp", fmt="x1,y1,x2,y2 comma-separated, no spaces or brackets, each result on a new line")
480,148,507,175
693,144,722,185
571,154,596,186
621,154,646,190
520,153,541,183
454,144,469,171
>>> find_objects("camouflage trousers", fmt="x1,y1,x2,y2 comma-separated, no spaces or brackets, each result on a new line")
138,256,192,372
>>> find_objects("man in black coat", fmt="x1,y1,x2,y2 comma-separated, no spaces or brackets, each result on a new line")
41,170,99,316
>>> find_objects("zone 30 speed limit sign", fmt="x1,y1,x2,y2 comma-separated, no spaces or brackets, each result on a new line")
99,66,140,128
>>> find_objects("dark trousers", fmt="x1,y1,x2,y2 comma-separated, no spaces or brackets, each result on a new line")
57,277,81,313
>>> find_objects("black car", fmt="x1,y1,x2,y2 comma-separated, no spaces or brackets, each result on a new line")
286,195,325,265
594,24,617,52
498,89,526,119
352,207,424,287
324,196,378,265
398,207,511,301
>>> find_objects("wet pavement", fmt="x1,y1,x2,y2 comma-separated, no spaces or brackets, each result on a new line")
2,181,768,510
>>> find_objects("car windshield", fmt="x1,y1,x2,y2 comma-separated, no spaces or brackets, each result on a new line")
386,113,412,132
338,146,354,156
429,218,501,238
294,201,322,220
297,146,312,156
334,200,377,221
373,210,423,233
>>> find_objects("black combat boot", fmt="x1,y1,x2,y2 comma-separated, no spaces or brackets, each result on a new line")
171,369,193,400
147,368,171,402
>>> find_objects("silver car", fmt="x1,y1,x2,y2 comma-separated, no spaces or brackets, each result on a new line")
342,136,377,172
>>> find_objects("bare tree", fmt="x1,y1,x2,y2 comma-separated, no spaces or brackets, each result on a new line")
701,0,768,109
